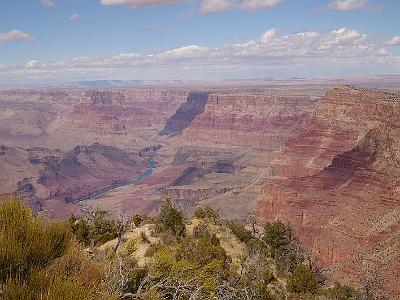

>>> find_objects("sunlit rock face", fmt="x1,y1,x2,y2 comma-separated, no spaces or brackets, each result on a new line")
70,89,189,136
257,86,400,298
182,93,321,150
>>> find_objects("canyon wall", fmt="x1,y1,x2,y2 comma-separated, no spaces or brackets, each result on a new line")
258,86,400,297
68,89,189,137
182,94,321,151
161,92,209,136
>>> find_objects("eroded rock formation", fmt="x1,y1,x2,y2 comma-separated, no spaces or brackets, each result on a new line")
38,143,147,204
161,92,209,136
182,94,321,150
257,86,400,297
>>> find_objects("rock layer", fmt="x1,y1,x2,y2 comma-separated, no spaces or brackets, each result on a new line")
257,87,400,297
182,94,321,150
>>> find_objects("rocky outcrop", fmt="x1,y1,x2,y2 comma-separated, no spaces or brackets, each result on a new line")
38,143,146,203
182,94,321,150
160,92,209,136
257,86,400,298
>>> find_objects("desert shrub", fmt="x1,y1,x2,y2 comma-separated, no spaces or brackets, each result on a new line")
263,220,292,254
0,200,71,282
157,198,185,237
325,283,361,300
193,205,220,223
236,253,278,300
177,234,226,267
69,209,121,246
68,216,91,245
262,220,305,273
0,199,113,300
227,222,254,244
103,239,139,296
131,214,144,226
145,242,162,257
287,264,319,294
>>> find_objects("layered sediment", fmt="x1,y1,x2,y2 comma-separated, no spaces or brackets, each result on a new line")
182,94,321,150
257,86,400,297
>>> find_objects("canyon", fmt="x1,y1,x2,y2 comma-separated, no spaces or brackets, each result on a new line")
0,78,399,297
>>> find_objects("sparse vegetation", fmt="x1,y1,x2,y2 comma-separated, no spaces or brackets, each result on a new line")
68,209,122,246
0,199,113,300
0,198,363,299
193,205,220,223
156,198,185,237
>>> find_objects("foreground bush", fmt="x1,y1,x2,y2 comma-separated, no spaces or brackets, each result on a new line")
156,198,185,237
68,209,121,246
0,199,113,300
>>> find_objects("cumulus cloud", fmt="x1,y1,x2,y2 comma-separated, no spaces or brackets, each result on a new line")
328,0,375,11
0,29,35,42
1,27,399,83
40,0,55,7
26,60,41,69
387,36,400,46
100,0,283,12
69,13,80,21
260,28,277,43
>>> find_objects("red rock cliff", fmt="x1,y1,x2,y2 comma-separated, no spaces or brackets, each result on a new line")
258,86,400,297
182,94,321,151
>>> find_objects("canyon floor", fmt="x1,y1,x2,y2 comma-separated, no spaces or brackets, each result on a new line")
1,77,400,298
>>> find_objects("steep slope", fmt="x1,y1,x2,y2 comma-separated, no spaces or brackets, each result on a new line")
38,143,147,205
258,86,400,297
182,94,321,150
160,92,209,136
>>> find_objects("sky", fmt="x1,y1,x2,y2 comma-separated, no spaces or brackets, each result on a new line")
0,0,400,84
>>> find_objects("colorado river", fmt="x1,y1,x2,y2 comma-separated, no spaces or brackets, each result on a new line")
78,158,156,202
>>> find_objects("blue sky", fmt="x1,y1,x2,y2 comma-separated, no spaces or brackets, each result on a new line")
0,0,400,84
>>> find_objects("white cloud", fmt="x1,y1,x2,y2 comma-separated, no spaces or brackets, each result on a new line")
40,0,55,7
260,28,277,43
69,13,80,21
100,0,283,12
0,29,35,42
1,27,399,83
328,0,373,11
26,60,41,69
387,36,400,46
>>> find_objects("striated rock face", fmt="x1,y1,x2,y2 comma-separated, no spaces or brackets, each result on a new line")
182,94,321,150
68,89,189,137
161,92,209,136
257,87,400,297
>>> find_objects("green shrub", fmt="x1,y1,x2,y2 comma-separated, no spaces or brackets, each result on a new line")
157,198,185,237
287,264,319,294
0,200,71,282
0,199,113,300
69,209,120,246
193,205,220,222
227,222,254,244
263,220,292,254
